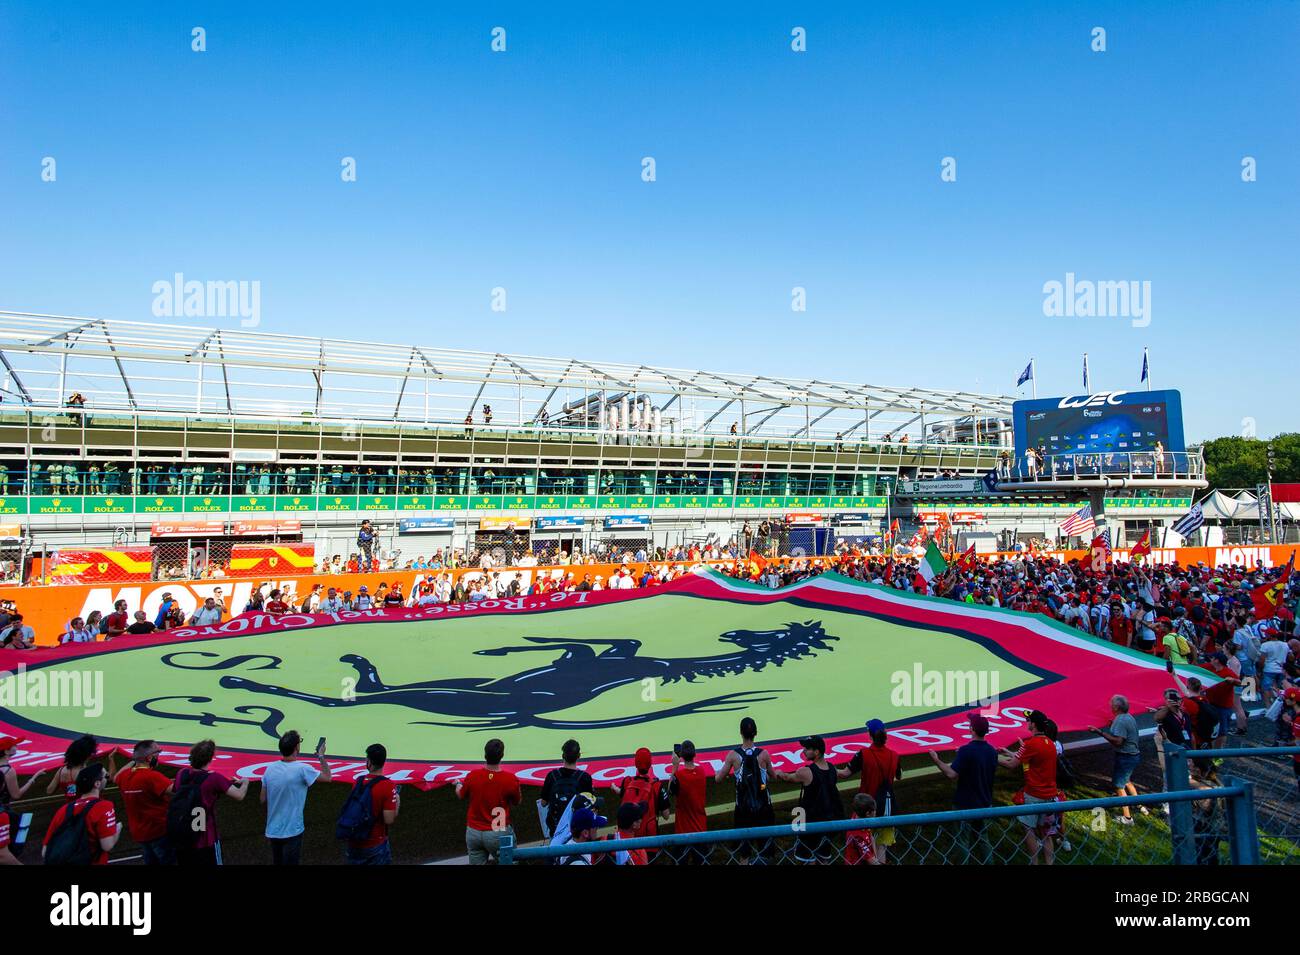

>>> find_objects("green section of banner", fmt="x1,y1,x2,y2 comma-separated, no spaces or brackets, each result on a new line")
13,493,1188,519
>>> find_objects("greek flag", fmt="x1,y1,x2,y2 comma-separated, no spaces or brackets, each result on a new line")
1171,503,1205,539
1016,361,1033,387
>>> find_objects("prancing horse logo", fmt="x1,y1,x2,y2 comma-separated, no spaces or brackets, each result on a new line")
174,620,838,732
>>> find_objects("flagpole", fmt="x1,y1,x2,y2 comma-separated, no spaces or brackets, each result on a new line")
1144,346,1151,392
1083,353,1090,394
1031,358,1037,399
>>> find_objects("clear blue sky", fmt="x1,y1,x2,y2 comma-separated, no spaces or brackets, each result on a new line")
1,1,1295,440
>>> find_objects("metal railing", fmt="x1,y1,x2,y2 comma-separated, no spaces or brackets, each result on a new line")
1166,744,1299,864
996,450,1205,485
498,783,1259,865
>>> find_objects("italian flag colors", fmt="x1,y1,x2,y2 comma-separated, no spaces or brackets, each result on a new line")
918,539,949,584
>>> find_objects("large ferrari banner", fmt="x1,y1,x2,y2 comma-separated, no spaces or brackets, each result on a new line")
0,569,1212,788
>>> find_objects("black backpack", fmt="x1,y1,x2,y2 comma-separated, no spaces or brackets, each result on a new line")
336,775,384,841
544,769,585,836
734,746,770,815
1194,699,1223,743
44,799,105,865
166,769,210,849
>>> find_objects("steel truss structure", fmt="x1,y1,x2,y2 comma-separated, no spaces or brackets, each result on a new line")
0,310,1013,446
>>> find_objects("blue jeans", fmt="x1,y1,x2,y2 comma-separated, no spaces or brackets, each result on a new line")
140,837,175,865
345,840,391,865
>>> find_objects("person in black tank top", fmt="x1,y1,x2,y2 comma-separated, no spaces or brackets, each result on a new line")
772,735,844,864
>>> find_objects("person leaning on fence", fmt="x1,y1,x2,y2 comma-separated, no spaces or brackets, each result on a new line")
772,734,844,865
456,738,521,865
560,808,608,865
715,717,776,863
607,802,650,865
997,710,1057,865
1088,694,1147,825
1279,687,1300,798
928,713,998,863
844,793,881,865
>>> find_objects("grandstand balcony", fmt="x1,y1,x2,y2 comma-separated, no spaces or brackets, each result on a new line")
994,449,1208,492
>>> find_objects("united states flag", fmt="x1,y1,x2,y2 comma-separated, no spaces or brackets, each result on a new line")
1171,503,1204,539
1060,504,1096,538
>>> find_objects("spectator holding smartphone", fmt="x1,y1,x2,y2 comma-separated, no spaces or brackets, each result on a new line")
262,731,331,865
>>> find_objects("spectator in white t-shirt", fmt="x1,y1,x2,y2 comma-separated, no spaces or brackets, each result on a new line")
1256,629,1294,706
188,597,223,627
261,730,331,866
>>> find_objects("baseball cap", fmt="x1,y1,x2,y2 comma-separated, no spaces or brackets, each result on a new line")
0,735,26,751
865,718,885,735
967,714,990,736
571,807,608,832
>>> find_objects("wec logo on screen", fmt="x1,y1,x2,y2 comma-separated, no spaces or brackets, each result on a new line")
1056,392,1128,409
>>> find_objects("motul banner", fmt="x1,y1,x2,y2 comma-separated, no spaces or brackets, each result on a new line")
226,543,317,577
46,548,155,584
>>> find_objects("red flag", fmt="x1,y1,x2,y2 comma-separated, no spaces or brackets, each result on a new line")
955,544,976,571
1251,553,1294,620
1130,529,1151,561
883,558,894,585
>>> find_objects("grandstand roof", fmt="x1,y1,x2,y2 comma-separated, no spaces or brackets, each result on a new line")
0,310,1013,441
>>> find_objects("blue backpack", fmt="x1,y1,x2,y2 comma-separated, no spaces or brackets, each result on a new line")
336,775,384,841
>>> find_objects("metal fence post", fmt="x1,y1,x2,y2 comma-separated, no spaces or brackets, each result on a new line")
1222,776,1261,865
1162,743,1196,864
498,832,515,866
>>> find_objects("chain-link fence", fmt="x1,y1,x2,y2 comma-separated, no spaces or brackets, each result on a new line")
1166,744,1300,864
500,784,1258,865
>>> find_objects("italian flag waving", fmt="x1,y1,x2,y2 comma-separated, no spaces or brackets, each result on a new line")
918,539,949,585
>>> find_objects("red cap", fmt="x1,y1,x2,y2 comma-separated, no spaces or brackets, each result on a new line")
0,735,27,752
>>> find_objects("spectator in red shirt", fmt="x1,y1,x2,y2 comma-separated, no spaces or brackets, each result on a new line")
455,738,521,865
114,739,174,865
345,743,399,865
837,719,901,863
103,599,130,640
610,802,649,865
667,740,710,864
265,589,291,615
172,738,251,866
998,710,1058,865
42,764,119,865
844,792,881,865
